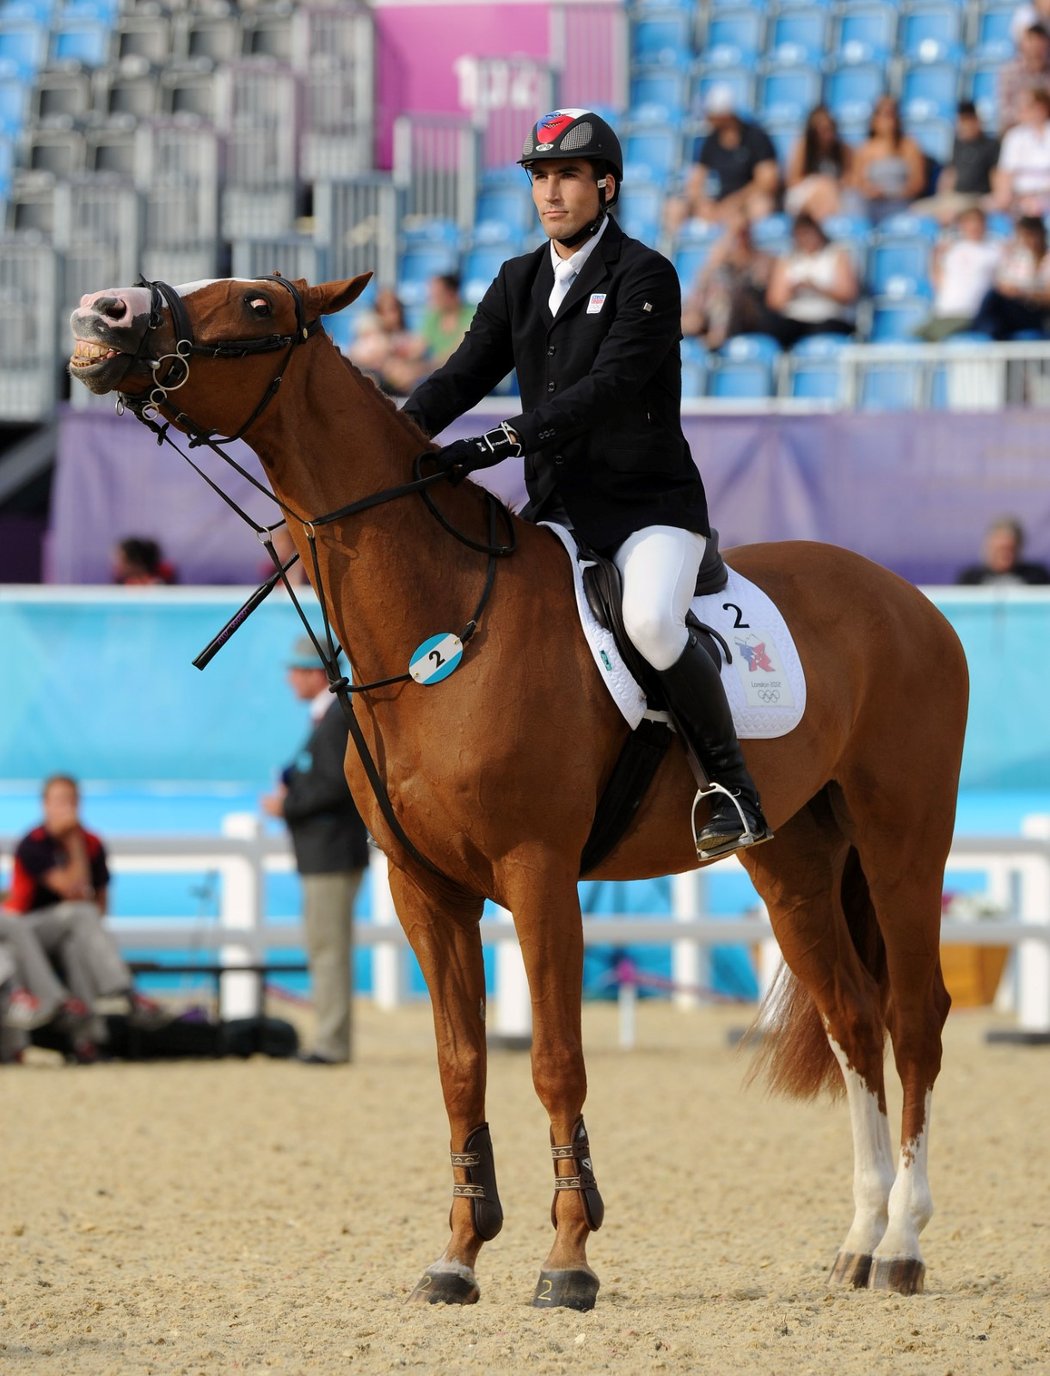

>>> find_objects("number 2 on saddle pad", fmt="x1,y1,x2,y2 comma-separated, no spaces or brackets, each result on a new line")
409,633,463,685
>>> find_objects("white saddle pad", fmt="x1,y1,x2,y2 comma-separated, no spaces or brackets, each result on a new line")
543,521,807,739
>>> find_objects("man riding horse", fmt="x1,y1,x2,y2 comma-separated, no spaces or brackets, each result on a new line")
403,109,772,859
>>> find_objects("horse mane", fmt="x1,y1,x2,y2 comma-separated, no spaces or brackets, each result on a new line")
331,345,437,453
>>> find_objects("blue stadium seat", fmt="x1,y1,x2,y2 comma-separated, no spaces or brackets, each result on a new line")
674,241,716,287
397,245,460,307
461,245,507,305
629,68,690,114
758,64,822,123
401,218,461,249
901,60,959,122
859,360,922,410
875,211,940,242
632,11,696,67
0,73,28,134
770,7,829,65
0,19,47,76
975,3,1016,57
906,114,954,164
704,9,765,62
868,296,931,341
867,239,931,297
900,5,964,63
623,126,681,179
969,62,1001,128
764,114,803,168
751,212,793,254
836,5,897,63
790,355,844,402
50,18,110,65
474,186,531,240
708,333,782,398
617,181,664,243
696,67,755,116
825,62,884,125
824,214,871,273
681,339,709,397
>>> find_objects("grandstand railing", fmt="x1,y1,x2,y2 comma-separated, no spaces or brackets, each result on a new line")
392,113,480,232
837,341,1050,410
4,816,1048,1039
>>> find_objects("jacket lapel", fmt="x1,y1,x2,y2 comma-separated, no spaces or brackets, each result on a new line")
550,219,623,328
532,246,556,323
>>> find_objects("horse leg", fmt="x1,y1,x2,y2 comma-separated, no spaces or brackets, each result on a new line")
388,871,499,1305
857,857,950,1295
502,858,602,1311
742,798,895,1290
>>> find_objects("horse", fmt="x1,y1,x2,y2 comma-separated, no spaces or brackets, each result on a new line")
69,272,968,1310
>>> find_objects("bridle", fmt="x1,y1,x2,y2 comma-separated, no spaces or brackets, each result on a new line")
117,274,516,880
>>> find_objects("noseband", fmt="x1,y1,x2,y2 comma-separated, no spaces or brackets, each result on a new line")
121,273,323,444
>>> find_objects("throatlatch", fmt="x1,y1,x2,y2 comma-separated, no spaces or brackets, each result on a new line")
450,1122,504,1241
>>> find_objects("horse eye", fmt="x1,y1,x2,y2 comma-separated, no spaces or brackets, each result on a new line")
247,296,271,317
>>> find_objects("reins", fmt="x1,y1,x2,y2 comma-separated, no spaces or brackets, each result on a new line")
118,275,516,880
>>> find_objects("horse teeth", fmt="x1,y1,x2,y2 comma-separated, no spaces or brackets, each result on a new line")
71,340,119,366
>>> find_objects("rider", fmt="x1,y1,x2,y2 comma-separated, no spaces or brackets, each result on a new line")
402,109,771,860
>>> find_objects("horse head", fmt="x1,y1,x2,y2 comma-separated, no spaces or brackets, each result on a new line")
68,273,372,434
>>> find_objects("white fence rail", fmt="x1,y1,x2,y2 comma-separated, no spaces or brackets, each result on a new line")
3,814,1049,1037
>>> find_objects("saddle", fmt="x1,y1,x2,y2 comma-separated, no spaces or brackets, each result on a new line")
573,530,731,875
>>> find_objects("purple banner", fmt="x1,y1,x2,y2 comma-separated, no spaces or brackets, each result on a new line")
48,405,1050,586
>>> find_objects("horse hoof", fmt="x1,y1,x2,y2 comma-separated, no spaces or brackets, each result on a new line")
408,1268,480,1305
829,1251,873,1288
868,1257,925,1295
531,1268,600,1311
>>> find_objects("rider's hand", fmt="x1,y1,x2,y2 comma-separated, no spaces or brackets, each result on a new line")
429,424,522,484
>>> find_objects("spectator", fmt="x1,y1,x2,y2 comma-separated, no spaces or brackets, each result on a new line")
346,287,427,395
957,516,1050,584
764,212,860,348
971,213,1050,337
112,536,177,585
999,23,1050,133
915,207,1004,341
784,105,856,221
1012,0,1050,44
261,638,370,1065
3,775,163,1062
666,84,779,232
418,273,475,370
680,212,776,348
992,87,1050,215
913,102,1001,223
849,96,927,226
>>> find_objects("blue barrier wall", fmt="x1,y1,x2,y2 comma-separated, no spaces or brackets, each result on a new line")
0,585,1045,789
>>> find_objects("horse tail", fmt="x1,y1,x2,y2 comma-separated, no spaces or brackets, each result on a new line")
746,841,887,1101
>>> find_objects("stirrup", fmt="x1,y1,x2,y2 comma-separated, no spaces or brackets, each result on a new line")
690,782,772,862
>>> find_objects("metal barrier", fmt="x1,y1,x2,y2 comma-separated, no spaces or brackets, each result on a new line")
0,230,58,420
392,114,480,231
314,172,401,285
834,340,1050,410
3,815,1048,1039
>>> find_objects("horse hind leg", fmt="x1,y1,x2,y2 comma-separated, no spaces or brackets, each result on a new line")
742,796,895,1289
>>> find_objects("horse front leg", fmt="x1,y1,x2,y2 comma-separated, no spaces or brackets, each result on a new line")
504,859,603,1311
388,869,499,1305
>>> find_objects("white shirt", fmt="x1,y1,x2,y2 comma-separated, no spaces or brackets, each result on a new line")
309,685,331,723
1000,120,1050,200
548,214,610,315
934,238,1003,316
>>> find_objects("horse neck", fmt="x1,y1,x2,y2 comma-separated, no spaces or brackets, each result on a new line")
250,339,493,680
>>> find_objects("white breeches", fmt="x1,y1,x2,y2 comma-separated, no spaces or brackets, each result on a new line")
612,524,707,672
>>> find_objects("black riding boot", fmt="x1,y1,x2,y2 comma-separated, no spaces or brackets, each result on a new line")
657,632,773,860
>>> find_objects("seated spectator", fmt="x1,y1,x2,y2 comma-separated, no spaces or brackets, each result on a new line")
666,85,779,233
785,106,857,221
849,96,927,227
680,212,777,348
764,213,860,348
1012,0,1050,45
912,102,1001,223
915,207,1004,341
112,536,177,586
992,87,1050,215
957,516,1050,584
346,287,427,395
999,23,1050,133
971,214,1050,338
418,273,475,371
2,775,164,1062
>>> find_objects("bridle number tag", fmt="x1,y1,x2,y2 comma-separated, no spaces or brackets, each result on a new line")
410,633,463,685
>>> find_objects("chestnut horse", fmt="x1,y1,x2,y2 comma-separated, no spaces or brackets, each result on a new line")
69,274,967,1309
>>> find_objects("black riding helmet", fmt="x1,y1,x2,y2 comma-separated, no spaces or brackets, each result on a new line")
518,109,623,247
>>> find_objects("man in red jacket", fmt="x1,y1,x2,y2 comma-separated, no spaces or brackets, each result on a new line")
403,110,771,859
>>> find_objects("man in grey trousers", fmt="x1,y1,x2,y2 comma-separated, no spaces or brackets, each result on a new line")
262,637,370,1064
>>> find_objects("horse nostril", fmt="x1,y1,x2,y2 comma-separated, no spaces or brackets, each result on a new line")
96,295,128,322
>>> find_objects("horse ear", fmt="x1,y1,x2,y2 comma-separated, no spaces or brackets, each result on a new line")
304,274,374,317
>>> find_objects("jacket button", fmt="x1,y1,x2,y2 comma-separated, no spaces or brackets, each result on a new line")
546,381,555,393
547,346,556,356
554,454,564,465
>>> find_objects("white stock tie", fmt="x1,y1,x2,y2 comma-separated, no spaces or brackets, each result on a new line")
548,257,578,316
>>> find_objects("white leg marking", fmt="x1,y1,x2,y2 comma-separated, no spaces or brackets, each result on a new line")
827,1033,896,1256
427,1256,477,1282
873,1090,934,1264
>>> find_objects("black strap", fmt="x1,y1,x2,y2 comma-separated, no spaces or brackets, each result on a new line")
579,718,673,875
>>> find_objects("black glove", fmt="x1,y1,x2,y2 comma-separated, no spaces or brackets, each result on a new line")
430,423,523,484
